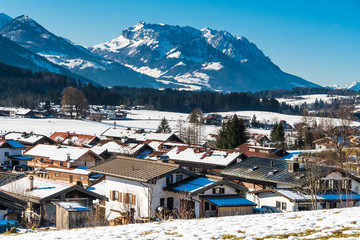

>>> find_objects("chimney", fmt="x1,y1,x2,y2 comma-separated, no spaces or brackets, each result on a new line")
288,162,299,173
270,160,274,167
67,153,71,161
29,176,34,191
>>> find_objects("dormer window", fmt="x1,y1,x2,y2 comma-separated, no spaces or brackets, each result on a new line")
249,166,258,171
213,187,225,194
166,175,173,185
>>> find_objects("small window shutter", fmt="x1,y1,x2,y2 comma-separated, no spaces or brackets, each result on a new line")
124,193,128,204
119,192,122,202
110,190,114,201
132,194,136,205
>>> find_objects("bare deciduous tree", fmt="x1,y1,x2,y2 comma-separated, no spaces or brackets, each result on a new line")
61,87,88,119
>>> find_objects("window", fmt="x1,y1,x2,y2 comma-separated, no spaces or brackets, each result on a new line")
194,168,201,173
124,193,136,205
211,204,217,211
60,162,63,167
212,187,225,194
276,201,281,209
176,175,183,182
80,176,84,180
166,175,173,185
160,198,165,207
282,202,287,211
40,158,44,163
55,173,59,177
205,202,210,211
110,191,122,202
4,152,8,156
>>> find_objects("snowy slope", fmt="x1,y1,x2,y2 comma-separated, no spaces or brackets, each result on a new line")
276,94,354,106
91,21,320,92
3,207,360,239
0,35,93,83
0,15,158,87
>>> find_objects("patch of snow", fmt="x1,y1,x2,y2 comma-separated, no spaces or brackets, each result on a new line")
202,62,223,71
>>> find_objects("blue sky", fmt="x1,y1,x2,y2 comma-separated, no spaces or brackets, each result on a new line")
1,0,360,87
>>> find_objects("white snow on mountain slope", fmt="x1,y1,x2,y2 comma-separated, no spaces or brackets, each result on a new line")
124,64,164,78
276,94,354,106
90,21,319,92
202,62,223,70
329,81,360,91
3,207,360,240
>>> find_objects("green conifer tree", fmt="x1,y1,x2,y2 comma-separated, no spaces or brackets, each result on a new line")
157,117,172,133
216,114,248,149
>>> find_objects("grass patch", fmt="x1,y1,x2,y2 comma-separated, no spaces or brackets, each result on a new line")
221,234,245,239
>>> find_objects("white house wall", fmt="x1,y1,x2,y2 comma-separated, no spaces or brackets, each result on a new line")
0,148,22,165
248,192,295,212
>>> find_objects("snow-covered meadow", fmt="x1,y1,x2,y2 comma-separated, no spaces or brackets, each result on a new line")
0,110,359,140
276,94,355,107
2,207,360,239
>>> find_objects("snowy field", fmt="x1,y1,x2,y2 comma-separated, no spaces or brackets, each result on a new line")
0,110,359,139
276,94,354,106
2,207,360,239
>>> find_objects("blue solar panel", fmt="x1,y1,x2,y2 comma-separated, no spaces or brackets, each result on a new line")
204,197,256,207
6,140,25,149
11,156,33,160
318,193,360,201
173,177,215,192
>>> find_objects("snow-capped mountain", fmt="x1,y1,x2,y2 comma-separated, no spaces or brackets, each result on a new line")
91,21,320,92
0,34,93,83
0,15,157,88
0,13,12,29
328,82,360,91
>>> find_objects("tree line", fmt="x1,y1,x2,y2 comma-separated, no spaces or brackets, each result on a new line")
1,62,356,115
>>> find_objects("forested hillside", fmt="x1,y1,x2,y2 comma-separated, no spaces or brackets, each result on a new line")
0,62,311,114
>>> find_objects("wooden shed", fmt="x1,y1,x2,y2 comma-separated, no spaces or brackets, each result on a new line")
55,202,90,230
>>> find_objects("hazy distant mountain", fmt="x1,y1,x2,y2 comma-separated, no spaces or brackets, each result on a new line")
0,13,12,29
90,21,320,92
0,15,157,88
327,82,360,91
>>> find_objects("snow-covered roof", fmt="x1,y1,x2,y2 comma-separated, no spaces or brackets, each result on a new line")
25,144,99,162
55,202,90,212
275,189,312,201
92,140,145,155
50,132,98,146
87,179,106,196
0,176,73,200
5,132,46,145
45,166,91,176
101,128,176,142
164,146,241,166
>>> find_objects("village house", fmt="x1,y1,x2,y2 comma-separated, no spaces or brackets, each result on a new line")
0,176,106,226
236,144,289,159
148,145,246,174
0,191,26,221
0,140,27,167
101,127,182,143
88,156,198,221
24,144,104,170
49,132,100,147
91,139,153,158
164,176,255,218
45,166,96,186
220,156,360,211
313,137,352,150
5,131,55,147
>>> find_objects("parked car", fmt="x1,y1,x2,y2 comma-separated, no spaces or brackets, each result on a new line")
13,165,31,172
253,208,268,214
0,165,12,172
260,205,282,213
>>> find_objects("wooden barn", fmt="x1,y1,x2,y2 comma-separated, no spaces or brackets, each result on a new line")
55,202,90,230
